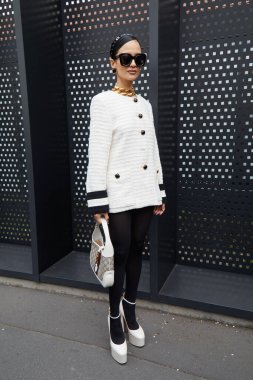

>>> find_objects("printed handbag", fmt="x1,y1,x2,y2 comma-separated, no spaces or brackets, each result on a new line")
90,217,114,287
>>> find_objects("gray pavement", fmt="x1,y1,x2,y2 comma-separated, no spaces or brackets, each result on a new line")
0,282,252,380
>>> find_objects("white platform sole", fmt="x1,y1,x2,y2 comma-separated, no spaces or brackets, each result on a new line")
108,315,127,364
119,300,145,347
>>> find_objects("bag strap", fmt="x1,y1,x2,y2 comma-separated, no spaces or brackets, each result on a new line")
100,217,114,258
100,217,110,243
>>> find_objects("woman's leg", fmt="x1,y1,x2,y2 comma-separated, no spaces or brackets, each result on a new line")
108,210,132,316
107,210,132,344
124,206,154,301
123,206,154,329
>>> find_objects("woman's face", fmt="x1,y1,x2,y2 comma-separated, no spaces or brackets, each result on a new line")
110,40,142,83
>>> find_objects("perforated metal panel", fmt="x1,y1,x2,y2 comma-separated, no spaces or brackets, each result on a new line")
177,1,253,273
61,0,151,255
0,0,31,244
181,0,253,44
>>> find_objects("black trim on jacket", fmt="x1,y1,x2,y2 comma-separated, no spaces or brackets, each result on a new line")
87,204,109,214
87,190,108,200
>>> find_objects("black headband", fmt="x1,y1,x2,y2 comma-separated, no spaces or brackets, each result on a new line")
110,33,139,59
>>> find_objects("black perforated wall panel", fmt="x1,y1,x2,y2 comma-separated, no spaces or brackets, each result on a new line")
0,0,31,244
19,0,73,272
181,0,253,44
62,0,151,256
177,1,253,273
157,0,179,285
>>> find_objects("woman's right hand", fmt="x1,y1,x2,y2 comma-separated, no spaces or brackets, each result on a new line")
94,212,109,224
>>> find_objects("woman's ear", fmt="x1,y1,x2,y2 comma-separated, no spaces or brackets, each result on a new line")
109,57,115,68
109,58,117,74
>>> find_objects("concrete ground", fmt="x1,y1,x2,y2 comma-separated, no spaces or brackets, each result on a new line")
0,278,252,380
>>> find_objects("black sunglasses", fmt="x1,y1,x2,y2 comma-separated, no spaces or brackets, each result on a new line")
114,53,147,68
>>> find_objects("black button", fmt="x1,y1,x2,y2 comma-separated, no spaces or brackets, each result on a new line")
138,113,143,118
133,97,138,102
157,169,159,173
141,130,145,135
115,173,120,179
143,165,147,170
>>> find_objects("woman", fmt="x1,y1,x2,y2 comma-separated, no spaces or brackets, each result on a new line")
85,33,166,364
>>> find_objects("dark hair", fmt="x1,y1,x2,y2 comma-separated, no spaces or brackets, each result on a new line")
110,33,140,59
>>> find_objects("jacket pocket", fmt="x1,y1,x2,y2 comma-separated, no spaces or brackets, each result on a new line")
107,167,133,204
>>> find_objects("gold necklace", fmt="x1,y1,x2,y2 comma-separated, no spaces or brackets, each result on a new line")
111,84,136,97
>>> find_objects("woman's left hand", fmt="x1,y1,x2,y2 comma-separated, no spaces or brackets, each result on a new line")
153,203,166,215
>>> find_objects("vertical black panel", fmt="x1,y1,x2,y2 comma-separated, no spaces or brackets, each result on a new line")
19,0,73,272
156,0,180,289
177,0,253,273
0,0,31,245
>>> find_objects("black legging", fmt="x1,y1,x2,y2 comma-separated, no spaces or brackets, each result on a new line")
108,206,154,317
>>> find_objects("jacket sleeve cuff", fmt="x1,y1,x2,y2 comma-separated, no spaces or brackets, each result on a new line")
87,190,109,214
159,184,167,204
87,204,109,214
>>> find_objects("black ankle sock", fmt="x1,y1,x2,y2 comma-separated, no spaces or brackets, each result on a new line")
122,298,139,330
109,316,125,345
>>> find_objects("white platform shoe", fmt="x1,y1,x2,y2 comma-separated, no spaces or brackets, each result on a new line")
119,297,145,347
108,314,127,364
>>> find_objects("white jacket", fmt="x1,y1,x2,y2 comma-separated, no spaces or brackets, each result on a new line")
85,90,166,214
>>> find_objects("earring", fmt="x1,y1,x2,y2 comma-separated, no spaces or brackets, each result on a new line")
112,68,116,74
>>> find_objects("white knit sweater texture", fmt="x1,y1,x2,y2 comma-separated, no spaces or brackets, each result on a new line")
85,90,166,214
